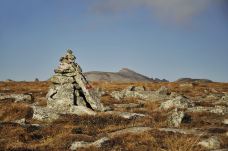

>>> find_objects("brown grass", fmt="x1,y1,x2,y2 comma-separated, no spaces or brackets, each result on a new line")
0,81,228,150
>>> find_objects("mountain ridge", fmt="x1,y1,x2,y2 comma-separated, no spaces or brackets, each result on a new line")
84,68,168,82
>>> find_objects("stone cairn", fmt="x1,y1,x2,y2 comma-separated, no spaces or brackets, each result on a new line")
46,49,104,113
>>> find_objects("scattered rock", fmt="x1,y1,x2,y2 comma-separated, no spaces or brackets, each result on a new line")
70,137,109,150
167,109,185,128
215,94,228,106
206,94,223,100
0,93,33,103
111,86,171,102
160,96,195,110
129,86,146,91
69,106,97,116
105,111,146,119
187,106,228,115
222,119,228,125
156,86,170,95
32,106,60,122
158,128,204,136
198,136,221,150
220,94,228,101
14,118,26,126
179,83,193,88
4,79,14,82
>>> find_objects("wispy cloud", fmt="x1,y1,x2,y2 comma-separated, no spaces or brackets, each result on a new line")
90,0,219,23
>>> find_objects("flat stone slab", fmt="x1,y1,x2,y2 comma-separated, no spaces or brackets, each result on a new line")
104,111,146,119
158,128,205,136
70,137,109,150
0,93,33,103
187,106,228,115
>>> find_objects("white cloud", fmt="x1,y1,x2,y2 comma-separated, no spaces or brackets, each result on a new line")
90,0,215,23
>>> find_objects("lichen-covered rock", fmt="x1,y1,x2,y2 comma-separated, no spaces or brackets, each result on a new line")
69,106,97,115
160,96,195,110
70,137,109,150
167,109,185,128
198,136,221,150
0,93,33,103
156,86,170,95
32,106,60,122
111,86,171,102
33,49,105,122
105,111,146,119
187,106,228,115
50,75,75,84
129,86,146,91
47,49,104,112
222,119,228,125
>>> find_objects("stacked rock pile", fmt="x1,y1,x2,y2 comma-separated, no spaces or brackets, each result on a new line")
47,49,104,113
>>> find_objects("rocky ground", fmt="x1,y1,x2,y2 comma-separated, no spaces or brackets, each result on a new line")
0,81,228,151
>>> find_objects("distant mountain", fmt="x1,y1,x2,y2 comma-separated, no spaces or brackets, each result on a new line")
84,68,168,82
175,78,213,83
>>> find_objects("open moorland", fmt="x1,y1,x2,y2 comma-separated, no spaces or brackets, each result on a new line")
0,81,228,151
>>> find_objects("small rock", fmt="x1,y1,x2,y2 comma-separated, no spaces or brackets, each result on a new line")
159,128,204,136
160,96,194,110
32,106,60,122
187,106,228,115
0,93,33,103
105,111,145,119
206,94,223,100
222,119,228,125
14,118,26,126
70,106,97,116
167,109,185,128
198,136,221,150
179,83,193,88
156,86,170,95
129,86,146,91
111,86,171,102
70,137,109,150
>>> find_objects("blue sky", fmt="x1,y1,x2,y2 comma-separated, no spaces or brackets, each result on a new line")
0,0,228,82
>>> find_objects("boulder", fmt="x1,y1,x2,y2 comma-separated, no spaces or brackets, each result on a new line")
156,86,170,95
0,93,33,103
158,128,204,136
187,106,228,115
160,96,194,110
111,86,171,102
167,109,185,128
198,136,221,150
129,86,146,91
32,106,60,122
50,75,74,84
14,118,26,126
222,119,228,125
105,111,146,119
70,137,109,150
